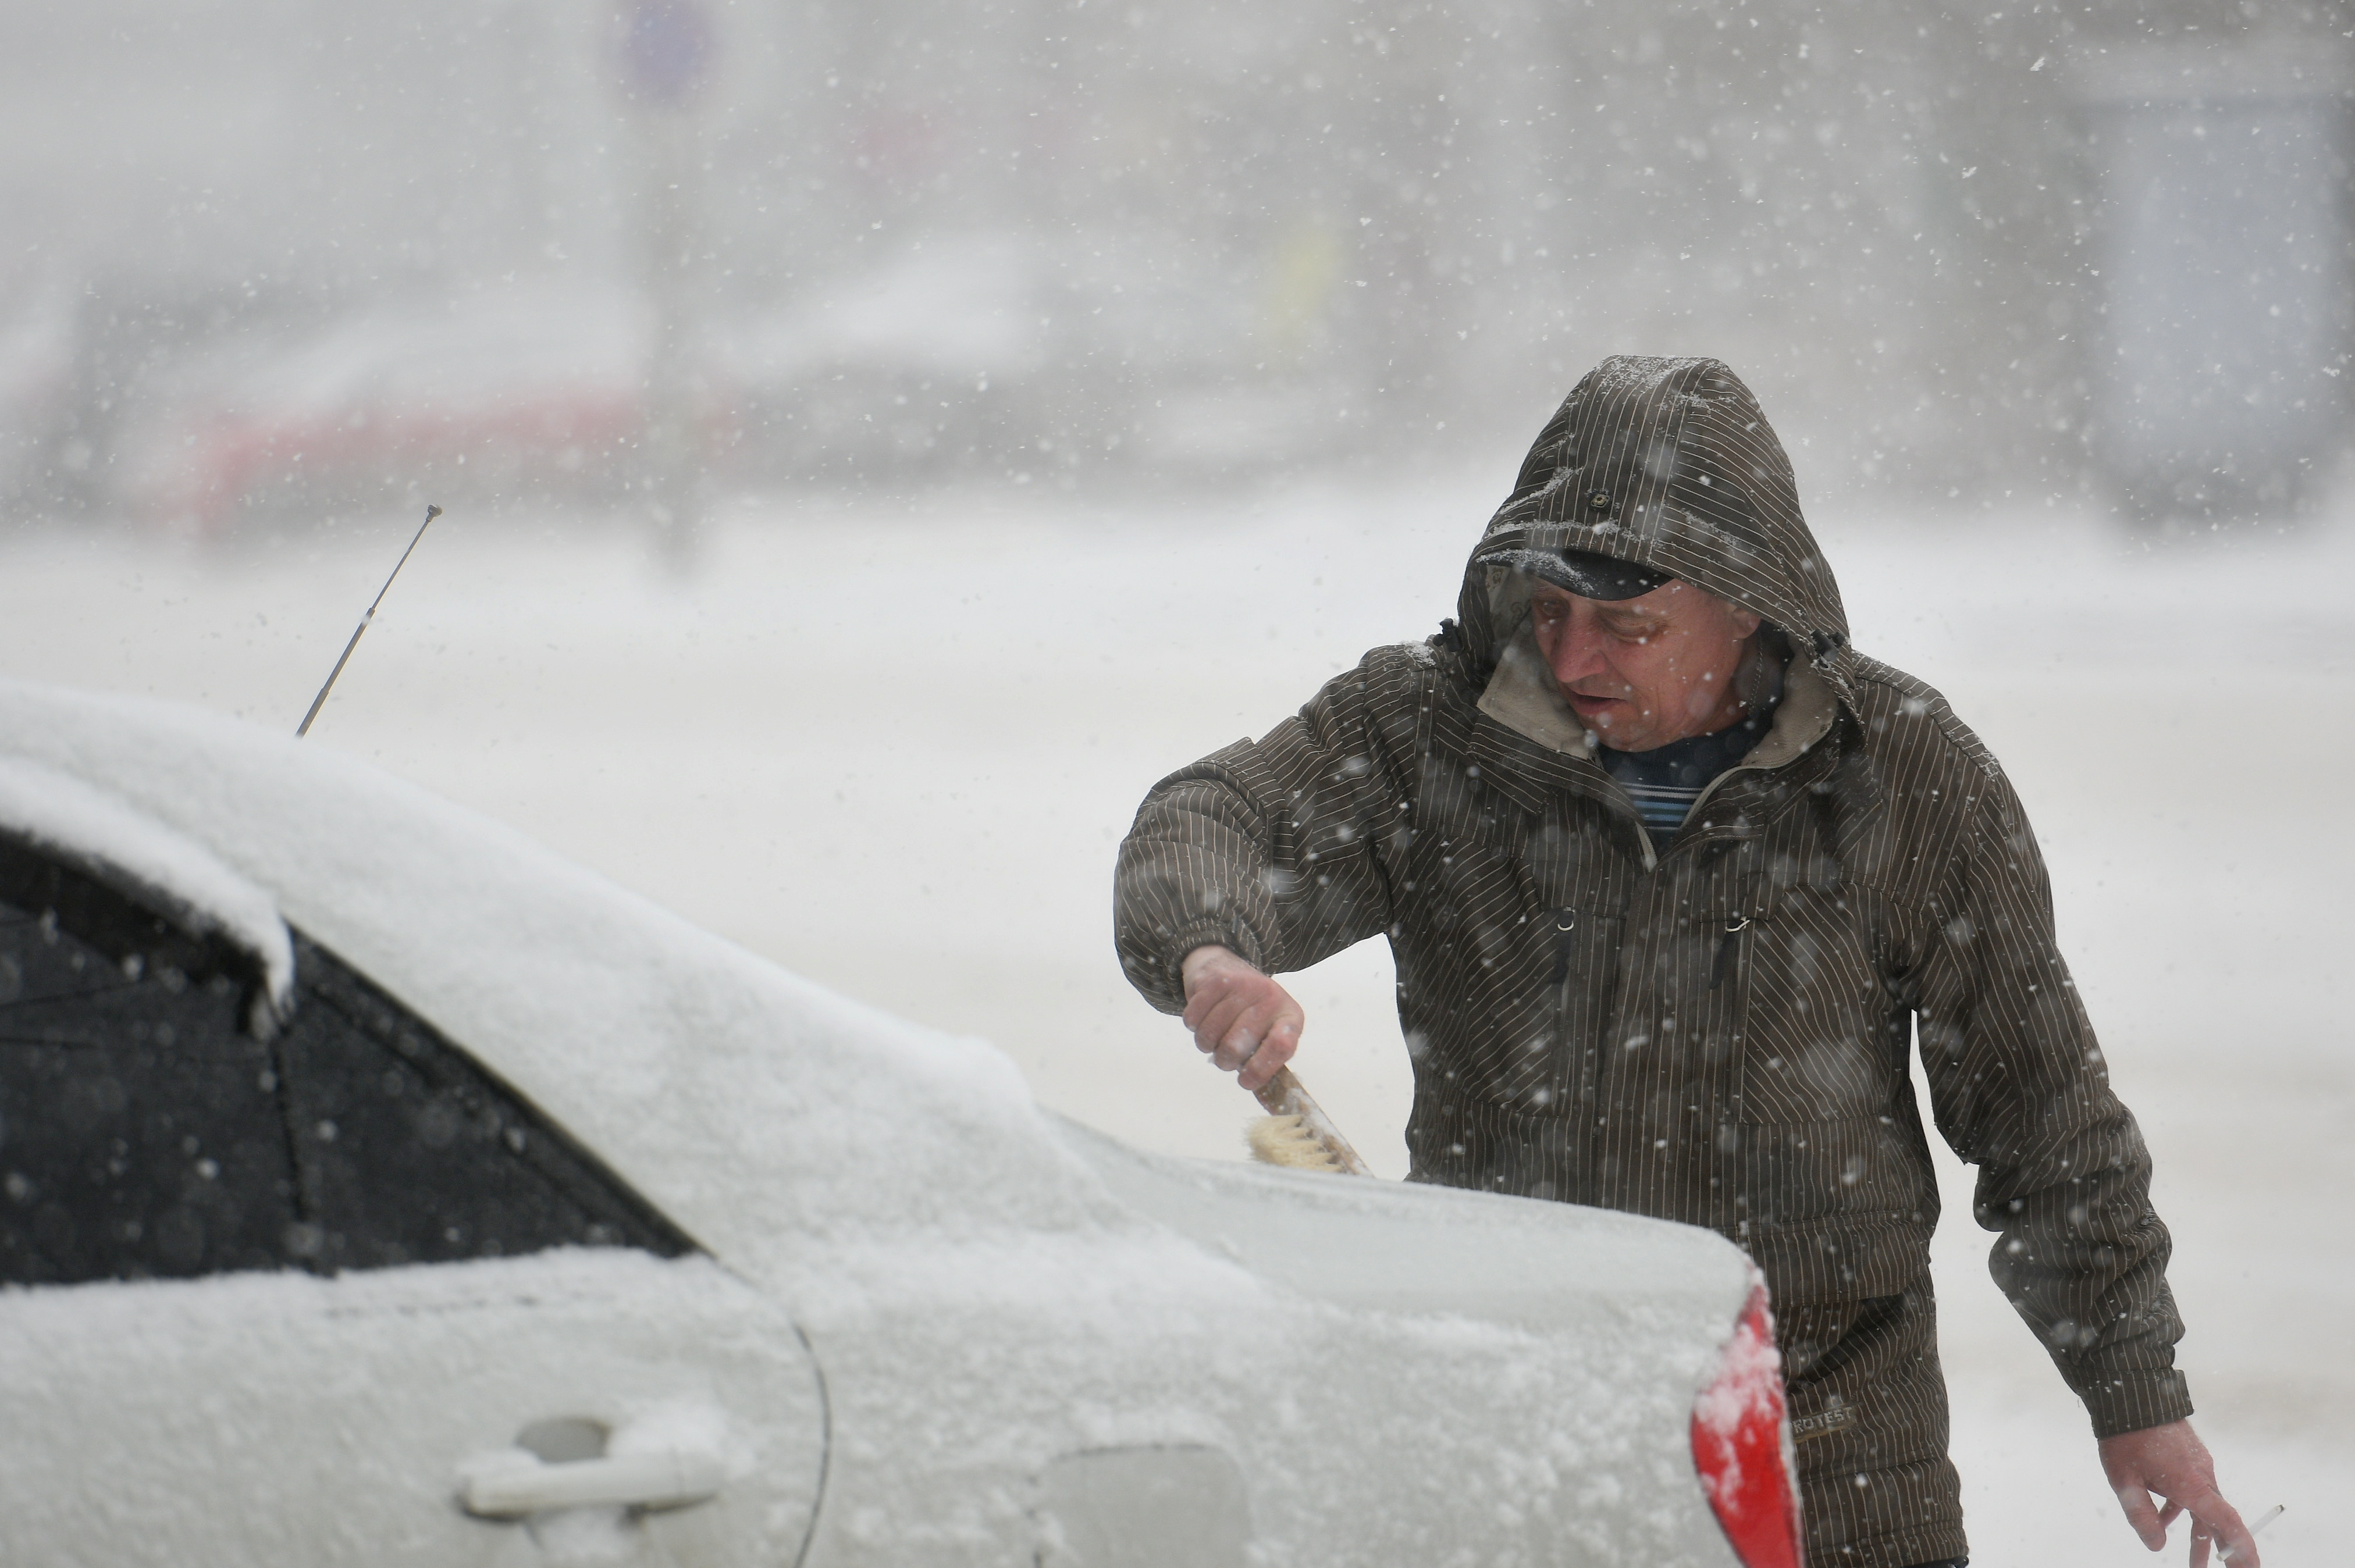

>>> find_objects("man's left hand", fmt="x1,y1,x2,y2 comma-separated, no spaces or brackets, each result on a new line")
2099,1420,2257,1566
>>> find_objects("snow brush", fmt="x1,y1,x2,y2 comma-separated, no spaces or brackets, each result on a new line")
1245,1066,1372,1175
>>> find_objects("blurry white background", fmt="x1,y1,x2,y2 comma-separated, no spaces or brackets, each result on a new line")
5,0,2350,530
3,0,2350,1560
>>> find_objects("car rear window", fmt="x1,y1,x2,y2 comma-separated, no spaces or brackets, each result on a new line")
0,835,294,1283
0,832,692,1285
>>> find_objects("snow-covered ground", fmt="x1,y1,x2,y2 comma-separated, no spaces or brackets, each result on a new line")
2,465,2345,1562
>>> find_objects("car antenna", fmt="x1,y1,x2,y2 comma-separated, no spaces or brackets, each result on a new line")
296,504,442,738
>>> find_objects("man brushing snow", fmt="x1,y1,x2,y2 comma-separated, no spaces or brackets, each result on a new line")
1114,356,2258,1567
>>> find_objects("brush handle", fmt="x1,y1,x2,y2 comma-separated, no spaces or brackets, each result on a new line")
1252,1066,1374,1177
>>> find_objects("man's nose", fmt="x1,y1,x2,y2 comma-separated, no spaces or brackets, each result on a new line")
1546,618,1611,689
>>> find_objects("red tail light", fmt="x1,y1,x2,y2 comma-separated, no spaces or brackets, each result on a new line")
1690,1279,1804,1567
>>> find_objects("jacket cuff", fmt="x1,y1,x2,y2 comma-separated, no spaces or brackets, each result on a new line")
2073,1367,2194,1440
1137,915,1267,1014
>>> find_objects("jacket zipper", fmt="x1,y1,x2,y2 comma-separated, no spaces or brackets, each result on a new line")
1678,751,1776,848
1598,756,1762,875
1653,672,1838,861
1583,779,1657,872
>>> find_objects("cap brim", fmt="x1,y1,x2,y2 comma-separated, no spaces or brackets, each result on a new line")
1482,547,1671,602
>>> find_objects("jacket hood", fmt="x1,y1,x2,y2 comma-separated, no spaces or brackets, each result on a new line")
1456,357,1853,698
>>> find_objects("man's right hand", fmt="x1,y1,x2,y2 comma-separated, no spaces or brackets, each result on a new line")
1179,945,1304,1093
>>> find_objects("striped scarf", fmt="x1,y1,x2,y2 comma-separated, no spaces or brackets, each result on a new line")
1596,680,1781,847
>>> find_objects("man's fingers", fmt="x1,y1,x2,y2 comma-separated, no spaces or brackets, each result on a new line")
1188,993,1249,1056
2191,1494,2257,1568
1214,1003,1280,1072
1180,973,1240,1034
1176,957,1307,1088
2098,1419,2254,1567
1218,997,1303,1075
1184,968,1269,1039
2116,1485,2169,1552
1199,996,1253,1053
1236,1017,1300,1092
1182,956,1260,1028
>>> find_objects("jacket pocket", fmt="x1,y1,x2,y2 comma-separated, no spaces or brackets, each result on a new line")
1731,1116,1923,1226
1728,888,1895,1127
1403,835,1564,1111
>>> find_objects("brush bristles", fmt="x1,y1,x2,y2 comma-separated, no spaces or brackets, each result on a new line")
1246,1113,1344,1171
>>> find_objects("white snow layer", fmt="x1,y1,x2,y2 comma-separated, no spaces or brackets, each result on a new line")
0,753,294,1015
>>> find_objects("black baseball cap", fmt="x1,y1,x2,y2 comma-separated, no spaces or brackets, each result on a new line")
1485,546,1672,601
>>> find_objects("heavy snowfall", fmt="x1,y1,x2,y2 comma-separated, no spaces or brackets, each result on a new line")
0,475,2341,1559
1,0,2348,1561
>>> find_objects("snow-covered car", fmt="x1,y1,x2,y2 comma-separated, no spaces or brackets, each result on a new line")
0,680,1800,1568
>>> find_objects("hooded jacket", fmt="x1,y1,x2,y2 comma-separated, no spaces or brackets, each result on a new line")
1114,357,2192,1566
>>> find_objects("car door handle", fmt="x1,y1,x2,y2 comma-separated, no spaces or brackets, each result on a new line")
456,1445,725,1517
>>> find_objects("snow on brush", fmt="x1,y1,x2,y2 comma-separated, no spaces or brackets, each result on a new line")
0,753,294,1015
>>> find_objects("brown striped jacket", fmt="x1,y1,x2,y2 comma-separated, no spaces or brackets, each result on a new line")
1115,357,2191,1566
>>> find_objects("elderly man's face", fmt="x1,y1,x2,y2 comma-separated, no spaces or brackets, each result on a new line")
1528,579,1762,752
